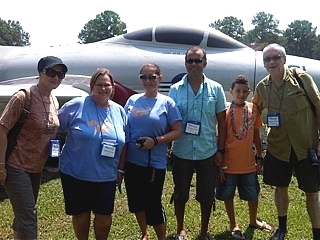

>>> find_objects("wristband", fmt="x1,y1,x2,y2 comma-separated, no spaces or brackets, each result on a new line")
117,169,125,174
152,137,158,146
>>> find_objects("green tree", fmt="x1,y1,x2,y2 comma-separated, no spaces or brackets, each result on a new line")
209,16,245,42
311,35,320,60
78,10,127,44
283,20,317,59
243,12,283,45
0,18,30,46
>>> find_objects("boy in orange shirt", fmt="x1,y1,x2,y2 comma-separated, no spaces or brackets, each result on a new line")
215,75,274,239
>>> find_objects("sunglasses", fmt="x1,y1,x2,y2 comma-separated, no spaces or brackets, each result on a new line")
185,58,204,64
139,74,158,81
45,68,66,79
263,55,283,63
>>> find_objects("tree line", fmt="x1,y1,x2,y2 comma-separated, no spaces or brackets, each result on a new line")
1,10,319,60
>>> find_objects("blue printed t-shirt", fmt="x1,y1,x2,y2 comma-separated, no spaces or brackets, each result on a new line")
58,96,126,182
169,74,227,160
124,93,182,169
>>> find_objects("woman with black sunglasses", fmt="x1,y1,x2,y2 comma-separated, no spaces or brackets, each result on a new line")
121,63,182,240
0,56,67,239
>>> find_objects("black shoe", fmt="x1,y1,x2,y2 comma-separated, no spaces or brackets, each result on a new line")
271,228,287,240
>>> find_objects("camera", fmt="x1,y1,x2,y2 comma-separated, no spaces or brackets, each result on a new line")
136,138,146,147
309,149,320,165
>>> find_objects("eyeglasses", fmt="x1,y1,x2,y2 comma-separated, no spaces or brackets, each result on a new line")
185,58,204,64
139,74,158,81
95,83,112,88
45,68,66,79
263,55,283,63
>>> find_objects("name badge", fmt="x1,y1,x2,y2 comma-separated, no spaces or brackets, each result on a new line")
267,112,281,127
185,120,201,135
101,139,117,158
101,143,116,158
50,140,61,157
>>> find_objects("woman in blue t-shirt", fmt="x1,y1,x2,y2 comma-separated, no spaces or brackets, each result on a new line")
58,68,126,239
122,63,182,240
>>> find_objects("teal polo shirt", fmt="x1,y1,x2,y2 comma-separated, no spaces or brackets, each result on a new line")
169,74,227,160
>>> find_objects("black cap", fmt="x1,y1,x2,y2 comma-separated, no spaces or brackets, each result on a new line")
37,56,68,73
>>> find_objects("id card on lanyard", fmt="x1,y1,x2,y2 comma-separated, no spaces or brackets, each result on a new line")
267,112,281,127
185,120,201,135
101,139,117,158
267,80,285,128
184,79,204,136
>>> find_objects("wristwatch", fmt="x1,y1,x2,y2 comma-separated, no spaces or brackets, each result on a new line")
217,148,225,154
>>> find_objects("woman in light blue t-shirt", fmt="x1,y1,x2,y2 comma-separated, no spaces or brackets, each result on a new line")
122,63,182,240
58,68,126,239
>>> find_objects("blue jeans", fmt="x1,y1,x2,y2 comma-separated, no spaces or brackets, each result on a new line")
5,165,41,239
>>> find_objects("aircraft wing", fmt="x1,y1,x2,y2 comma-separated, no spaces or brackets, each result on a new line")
0,75,137,114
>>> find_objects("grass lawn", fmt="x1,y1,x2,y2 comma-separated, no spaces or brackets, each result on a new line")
0,169,312,240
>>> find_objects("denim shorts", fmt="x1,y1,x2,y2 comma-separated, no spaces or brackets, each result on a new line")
215,172,260,201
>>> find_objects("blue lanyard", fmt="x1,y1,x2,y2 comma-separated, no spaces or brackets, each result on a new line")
186,80,204,122
94,98,118,141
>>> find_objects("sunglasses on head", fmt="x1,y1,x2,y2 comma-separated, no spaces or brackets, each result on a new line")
263,55,283,63
185,58,204,64
45,68,66,79
139,74,158,81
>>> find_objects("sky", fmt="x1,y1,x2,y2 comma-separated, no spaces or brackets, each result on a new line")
1,0,319,47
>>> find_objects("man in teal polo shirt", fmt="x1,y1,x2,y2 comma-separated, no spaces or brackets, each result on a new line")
169,46,227,240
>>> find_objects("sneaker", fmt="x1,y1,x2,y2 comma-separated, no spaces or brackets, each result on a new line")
271,228,287,240
175,234,188,240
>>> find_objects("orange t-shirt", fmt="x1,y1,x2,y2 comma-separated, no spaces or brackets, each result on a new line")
224,101,263,174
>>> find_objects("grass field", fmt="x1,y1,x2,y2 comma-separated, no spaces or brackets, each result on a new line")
0,168,313,240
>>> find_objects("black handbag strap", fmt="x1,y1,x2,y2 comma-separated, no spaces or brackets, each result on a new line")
5,89,32,160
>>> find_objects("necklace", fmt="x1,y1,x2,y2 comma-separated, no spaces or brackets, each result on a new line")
37,84,56,134
230,101,249,140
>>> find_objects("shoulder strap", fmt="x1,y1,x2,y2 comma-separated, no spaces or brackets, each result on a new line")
19,89,31,123
293,68,304,88
292,69,316,116
5,89,32,160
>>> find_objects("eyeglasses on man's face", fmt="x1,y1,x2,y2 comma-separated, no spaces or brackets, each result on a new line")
263,55,283,63
45,68,66,79
185,58,204,64
139,74,158,81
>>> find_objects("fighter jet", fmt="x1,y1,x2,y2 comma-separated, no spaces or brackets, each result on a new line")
0,24,320,111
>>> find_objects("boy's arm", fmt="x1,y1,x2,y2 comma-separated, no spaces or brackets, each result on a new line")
253,128,263,174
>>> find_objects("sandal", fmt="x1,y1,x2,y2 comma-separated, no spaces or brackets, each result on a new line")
231,229,246,240
175,234,188,240
249,220,275,233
